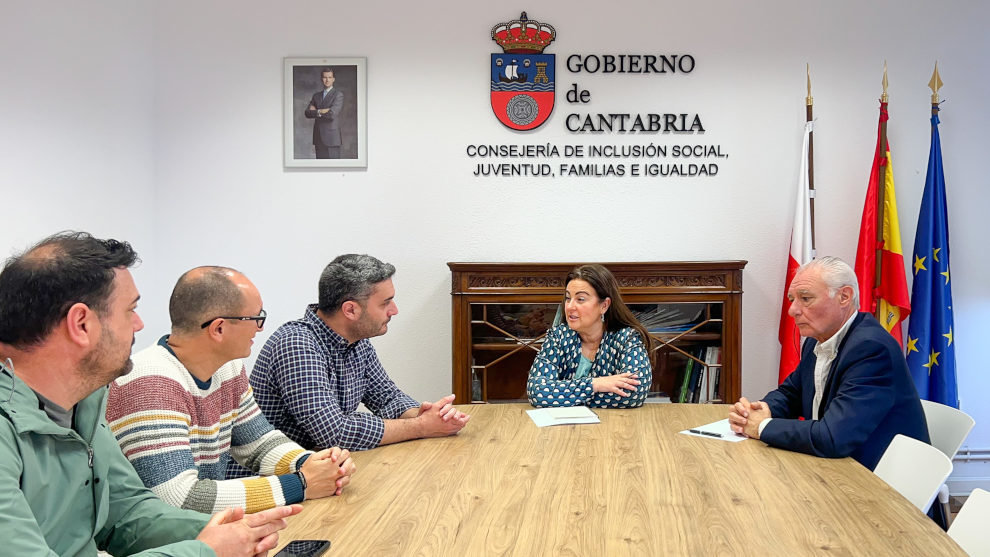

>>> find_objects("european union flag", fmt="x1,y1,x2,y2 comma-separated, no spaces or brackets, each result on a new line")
906,110,958,407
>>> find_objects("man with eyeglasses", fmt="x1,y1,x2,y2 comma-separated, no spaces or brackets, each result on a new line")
1,234,302,556
106,266,356,515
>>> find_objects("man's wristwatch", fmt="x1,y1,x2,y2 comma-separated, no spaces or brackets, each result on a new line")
296,469,308,491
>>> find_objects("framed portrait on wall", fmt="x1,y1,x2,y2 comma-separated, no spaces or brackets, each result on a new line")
283,57,367,168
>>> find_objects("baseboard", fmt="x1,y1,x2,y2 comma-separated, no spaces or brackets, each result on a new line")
947,477,990,496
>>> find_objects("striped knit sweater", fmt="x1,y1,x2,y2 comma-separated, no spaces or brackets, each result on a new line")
106,337,312,514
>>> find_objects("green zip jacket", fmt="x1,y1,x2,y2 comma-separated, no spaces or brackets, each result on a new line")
0,367,215,556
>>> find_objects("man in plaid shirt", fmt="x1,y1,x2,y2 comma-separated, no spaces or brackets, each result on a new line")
248,254,470,451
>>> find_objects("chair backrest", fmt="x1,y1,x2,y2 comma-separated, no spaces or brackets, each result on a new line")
948,488,990,557
873,434,953,512
921,399,975,459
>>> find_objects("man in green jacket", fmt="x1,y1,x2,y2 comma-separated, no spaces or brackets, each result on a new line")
0,231,302,557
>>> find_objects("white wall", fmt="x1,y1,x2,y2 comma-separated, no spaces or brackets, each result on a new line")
0,1,160,346
4,0,989,489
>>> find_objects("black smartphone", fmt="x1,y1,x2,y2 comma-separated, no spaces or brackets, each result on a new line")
273,540,331,557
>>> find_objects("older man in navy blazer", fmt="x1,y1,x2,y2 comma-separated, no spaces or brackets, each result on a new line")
305,67,344,159
729,256,929,471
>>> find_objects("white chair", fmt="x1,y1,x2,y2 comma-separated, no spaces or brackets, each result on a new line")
921,399,975,525
873,434,952,512
948,488,990,556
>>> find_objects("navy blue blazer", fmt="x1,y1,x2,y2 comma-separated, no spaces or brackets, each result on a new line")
761,312,929,470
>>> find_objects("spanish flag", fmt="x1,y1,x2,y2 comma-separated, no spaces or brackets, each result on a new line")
854,102,910,346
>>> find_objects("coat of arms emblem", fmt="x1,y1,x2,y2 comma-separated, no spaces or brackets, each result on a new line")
490,12,556,131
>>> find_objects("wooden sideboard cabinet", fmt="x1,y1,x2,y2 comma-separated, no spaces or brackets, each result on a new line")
448,261,746,404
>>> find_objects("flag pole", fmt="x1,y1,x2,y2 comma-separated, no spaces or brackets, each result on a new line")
872,63,890,321
806,64,816,252
929,61,943,118
777,67,817,383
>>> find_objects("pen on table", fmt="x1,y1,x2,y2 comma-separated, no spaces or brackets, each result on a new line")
689,429,723,438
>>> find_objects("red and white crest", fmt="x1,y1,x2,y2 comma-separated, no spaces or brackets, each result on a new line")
490,13,556,131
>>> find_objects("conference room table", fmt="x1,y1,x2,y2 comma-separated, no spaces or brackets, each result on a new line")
273,403,966,556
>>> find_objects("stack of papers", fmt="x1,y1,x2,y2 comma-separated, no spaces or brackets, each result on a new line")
526,406,600,427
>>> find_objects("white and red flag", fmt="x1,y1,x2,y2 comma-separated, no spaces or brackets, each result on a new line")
778,120,814,383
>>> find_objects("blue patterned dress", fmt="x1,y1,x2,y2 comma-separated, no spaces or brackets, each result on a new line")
527,324,653,408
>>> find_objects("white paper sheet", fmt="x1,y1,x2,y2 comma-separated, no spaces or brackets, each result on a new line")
526,406,601,427
680,418,749,442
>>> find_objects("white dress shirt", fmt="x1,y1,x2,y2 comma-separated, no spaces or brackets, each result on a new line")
810,312,857,419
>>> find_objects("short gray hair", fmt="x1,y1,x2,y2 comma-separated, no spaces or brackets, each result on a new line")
797,256,860,308
318,254,395,314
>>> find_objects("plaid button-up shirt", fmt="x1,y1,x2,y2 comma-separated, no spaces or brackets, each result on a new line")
248,305,419,451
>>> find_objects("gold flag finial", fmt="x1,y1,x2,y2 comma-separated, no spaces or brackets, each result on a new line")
929,62,943,103
806,63,813,106
881,61,889,103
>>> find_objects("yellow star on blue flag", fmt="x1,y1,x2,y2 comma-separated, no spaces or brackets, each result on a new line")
906,336,919,354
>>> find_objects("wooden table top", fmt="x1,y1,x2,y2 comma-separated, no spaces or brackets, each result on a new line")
273,403,965,556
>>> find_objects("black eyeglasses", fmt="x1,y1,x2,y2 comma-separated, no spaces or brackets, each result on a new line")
201,309,267,329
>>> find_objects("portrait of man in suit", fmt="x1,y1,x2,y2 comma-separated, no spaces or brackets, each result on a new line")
284,58,365,167
306,67,344,159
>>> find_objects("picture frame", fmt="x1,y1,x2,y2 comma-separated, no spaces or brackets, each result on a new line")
283,57,367,168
